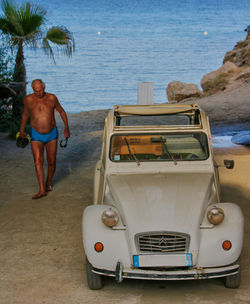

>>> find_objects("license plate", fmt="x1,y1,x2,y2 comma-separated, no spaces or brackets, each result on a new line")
133,253,192,268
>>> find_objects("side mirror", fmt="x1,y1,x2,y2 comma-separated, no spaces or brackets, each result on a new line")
224,159,234,169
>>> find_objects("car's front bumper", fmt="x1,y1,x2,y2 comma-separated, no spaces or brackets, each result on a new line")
92,262,240,282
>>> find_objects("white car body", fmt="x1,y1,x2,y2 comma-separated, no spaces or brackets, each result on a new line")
82,103,244,289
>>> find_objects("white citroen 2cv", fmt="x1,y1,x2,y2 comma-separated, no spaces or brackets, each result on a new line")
82,103,244,289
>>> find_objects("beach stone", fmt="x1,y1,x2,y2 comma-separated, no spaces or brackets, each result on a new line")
223,34,250,67
231,132,250,146
201,62,238,92
166,81,202,102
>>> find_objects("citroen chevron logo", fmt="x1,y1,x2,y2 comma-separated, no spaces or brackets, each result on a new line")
158,237,168,246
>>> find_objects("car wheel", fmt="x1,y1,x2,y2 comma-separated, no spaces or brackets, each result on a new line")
222,266,241,289
86,257,104,290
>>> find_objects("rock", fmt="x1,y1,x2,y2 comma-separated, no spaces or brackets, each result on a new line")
223,34,250,67
235,68,250,81
200,62,238,93
166,81,202,102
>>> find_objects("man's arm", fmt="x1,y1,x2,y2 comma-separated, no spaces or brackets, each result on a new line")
19,97,29,138
55,97,70,139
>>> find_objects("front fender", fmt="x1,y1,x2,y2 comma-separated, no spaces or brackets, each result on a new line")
82,205,131,269
197,203,244,267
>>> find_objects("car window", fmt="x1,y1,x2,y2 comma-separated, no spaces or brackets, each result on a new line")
110,133,209,162
117,114,191,126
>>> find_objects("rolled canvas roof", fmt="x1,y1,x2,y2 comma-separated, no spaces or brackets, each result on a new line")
114,103,199,116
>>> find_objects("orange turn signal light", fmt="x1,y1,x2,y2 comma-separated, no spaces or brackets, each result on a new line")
94,242,104,252
222,240,232,251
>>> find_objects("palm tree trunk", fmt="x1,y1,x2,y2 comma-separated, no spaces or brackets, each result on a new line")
13,41,26,83
13,41,26,117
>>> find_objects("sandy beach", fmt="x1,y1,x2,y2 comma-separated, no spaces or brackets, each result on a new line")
0,109,249,304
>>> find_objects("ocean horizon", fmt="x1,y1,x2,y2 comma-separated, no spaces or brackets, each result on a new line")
11,0,250,112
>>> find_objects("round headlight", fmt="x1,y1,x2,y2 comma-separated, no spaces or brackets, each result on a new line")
207,207,224,225
102,208,119,227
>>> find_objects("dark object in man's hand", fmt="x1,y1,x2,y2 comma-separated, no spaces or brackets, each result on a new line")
60,138,68,148
16,132,30,148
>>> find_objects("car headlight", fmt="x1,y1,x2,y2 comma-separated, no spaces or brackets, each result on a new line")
102,208,119,227
207,206,224,225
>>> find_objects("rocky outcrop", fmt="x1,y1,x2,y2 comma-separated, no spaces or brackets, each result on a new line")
200,62,239,93
166,33,250,114
199,34,250,95
223,33,250,67
166,81,202,102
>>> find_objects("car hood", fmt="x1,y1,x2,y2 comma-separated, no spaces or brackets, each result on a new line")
106,172,214,254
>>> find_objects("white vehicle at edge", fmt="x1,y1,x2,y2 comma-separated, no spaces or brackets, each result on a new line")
82,103,244,290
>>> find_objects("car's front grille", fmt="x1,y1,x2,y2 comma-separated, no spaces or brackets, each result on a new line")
136,232,190,253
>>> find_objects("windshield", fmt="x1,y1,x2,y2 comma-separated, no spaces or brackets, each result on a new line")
110,133,209,162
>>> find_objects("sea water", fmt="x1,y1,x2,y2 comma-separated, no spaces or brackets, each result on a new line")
16,0,250,112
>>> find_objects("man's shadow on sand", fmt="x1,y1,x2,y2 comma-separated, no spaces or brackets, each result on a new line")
52,131,103,186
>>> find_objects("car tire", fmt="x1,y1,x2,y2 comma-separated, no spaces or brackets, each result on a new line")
86,257,104,290
222,265,241,289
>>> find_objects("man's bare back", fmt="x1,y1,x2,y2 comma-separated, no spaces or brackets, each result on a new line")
19,79,70,199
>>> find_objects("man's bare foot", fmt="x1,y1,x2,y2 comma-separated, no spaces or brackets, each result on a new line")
32,192,47,199
46,185,52,192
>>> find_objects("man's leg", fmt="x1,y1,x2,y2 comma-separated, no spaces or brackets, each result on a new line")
45,139,57,191
31,141,47,199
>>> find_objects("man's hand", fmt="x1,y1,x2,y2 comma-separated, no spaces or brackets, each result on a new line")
19,130,27,138
64,129,70,139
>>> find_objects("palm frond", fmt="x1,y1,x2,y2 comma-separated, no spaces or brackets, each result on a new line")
0,0,45,40
42,37,56,64
0,0,75,68
18,1,46,37
0,16,12,34
45,26,75,57
0,0,23,36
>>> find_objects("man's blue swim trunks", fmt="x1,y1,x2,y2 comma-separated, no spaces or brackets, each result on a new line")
30,127,58,144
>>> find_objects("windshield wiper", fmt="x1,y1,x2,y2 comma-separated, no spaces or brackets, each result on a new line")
124,137,140,166
160,137,177,165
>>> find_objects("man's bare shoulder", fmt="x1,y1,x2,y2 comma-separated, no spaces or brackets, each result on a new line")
24,93,35,104
46,92,58,101
25,93,35,100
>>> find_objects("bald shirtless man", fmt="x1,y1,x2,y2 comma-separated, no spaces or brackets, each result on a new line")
19,79,70,199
